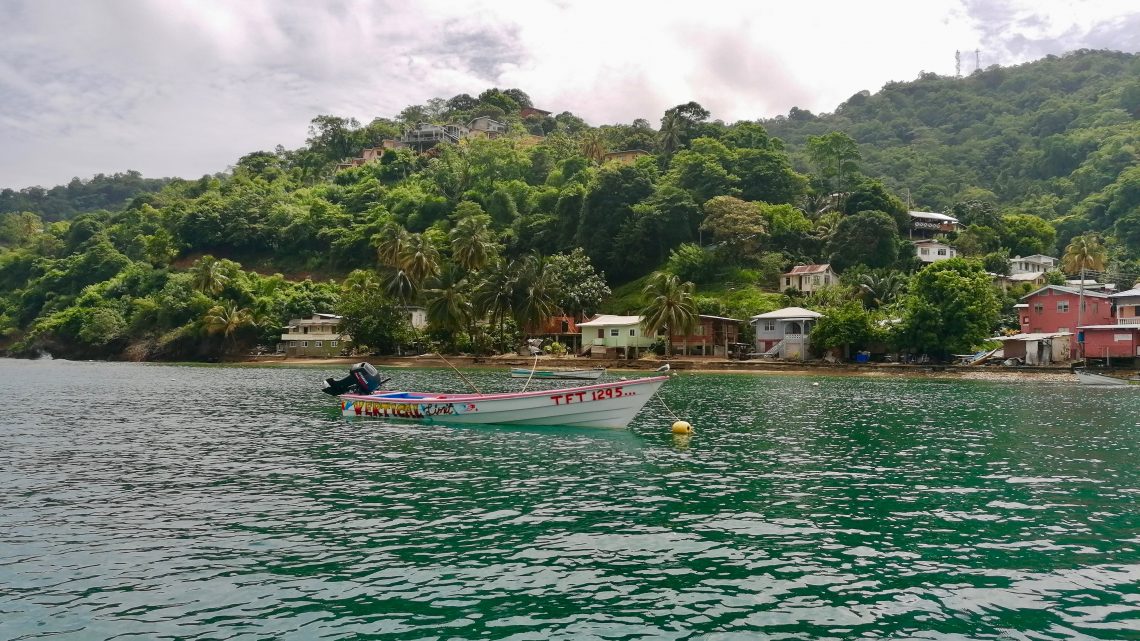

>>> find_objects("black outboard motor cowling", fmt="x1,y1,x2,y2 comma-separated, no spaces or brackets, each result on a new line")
322,362,390,396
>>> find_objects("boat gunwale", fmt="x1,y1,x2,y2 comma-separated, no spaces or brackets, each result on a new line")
341,374,669,403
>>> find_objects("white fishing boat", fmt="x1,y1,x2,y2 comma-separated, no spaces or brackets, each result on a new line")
508,367,605,380
323,363,668,428
1074,369,1140,386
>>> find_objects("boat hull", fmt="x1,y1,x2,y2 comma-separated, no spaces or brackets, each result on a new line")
508,367,605,380
1075,370,1138,386
338,376,668,428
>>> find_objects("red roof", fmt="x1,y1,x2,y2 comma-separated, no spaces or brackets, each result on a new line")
784,264,832,276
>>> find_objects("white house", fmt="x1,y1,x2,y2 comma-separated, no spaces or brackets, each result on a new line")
1010,254,1058,275
908,211,960,237
781,264,837,293
913,239,957,263
405,306,428,330
576,314,658,359
280,313,349,357
749,307,823,361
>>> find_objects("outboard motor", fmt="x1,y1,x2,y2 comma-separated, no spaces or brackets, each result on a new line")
322,362,390,396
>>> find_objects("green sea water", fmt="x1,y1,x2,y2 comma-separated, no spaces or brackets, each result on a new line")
1,358,1138,640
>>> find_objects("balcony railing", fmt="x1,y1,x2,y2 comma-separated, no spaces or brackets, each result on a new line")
1117,318,1140,326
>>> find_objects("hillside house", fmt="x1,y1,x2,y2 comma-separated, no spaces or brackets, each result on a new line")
750,307,823,361
467,117,508,138
577,315,657,359
781,264,836,294
280,313,349,357
993,271,1049,291
668,315,742,357
519,106,552,119
1019,285,1113,357
400,122,469,151
1010,254,1058,275
405,306,428,330
908,211,960,238
1111,286,1140,325
602,149,650,165
913,239,957,263
525,315,582,352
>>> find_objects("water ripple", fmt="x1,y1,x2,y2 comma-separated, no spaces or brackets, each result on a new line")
1,360,1139,640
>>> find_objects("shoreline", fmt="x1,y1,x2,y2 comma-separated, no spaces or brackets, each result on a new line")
237,354,1090,383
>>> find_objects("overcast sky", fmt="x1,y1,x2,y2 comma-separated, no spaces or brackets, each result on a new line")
2,0,1138,188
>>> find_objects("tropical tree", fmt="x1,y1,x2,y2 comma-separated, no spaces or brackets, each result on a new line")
579,130,607,164
806,131,861,194
450,215,496,272
658,112,684,158
512,254,557,332
473,262,517,350
640,271,698,356
190,255,230,295
425,265,473,351
858,271,907,309
398,232,441,286
204,304,254,351
1061,234,1108,352
897,258,1000,359
374,222,410,268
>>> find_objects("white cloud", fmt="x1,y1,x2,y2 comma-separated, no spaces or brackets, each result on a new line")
0,0,1136,187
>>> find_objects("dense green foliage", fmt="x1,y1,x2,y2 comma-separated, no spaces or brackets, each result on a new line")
1,172,171,221
4,50,1140,360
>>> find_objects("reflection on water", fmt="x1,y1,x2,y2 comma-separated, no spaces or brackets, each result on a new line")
1,359,1138,640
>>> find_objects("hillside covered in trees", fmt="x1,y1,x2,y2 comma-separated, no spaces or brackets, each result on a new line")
1,50,1138,361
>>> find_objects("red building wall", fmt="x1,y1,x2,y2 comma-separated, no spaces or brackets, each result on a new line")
1081,327,1140,360
1020,288,1113,356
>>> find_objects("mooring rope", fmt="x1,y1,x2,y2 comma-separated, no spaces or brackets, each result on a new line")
520,353,539,393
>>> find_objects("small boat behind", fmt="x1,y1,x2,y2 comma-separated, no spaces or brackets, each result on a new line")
508,367,606,380
1075,369,1140,386
325,363,668,429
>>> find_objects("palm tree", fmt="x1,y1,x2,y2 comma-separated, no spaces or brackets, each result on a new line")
374,222,410,268
579,130,608,164
204,304,254,352
658,112,683,158
1062,234,1108,356
385,268,419,304
398,233,441,287
473,262,517,351
640,271,698,357
425,266,473,351
191,255,230,295
450,216,495,272
859,272,907,310
512,254,557,333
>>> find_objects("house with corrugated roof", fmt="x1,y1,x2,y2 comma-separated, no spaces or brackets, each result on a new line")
749,307,823,361
781,264,837,293
576,314,657,359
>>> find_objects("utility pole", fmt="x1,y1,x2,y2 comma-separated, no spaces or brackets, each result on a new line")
975,49,981,72
955,50,961,78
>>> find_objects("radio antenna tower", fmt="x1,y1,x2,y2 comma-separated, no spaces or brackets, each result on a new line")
955,50,961,77
975,49,981,72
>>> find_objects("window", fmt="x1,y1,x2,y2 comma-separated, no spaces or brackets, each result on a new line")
1057,301,1069,313
937,248,947,256
315,341,323,347
629,329,636,337
812,275,820,285
303,326,309,334
1092,303,1098,315
824,275,831,285
763,321,776,332
561,320,570,333
921,248,930,255
330,341,338,347
1034,304,1044,314
291,341,297,347
784,277,791,287
610,329,619,337
302,341,309,347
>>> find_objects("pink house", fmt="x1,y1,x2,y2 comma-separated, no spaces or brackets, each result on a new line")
1078,325,1140,361
1019,285,1113,357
